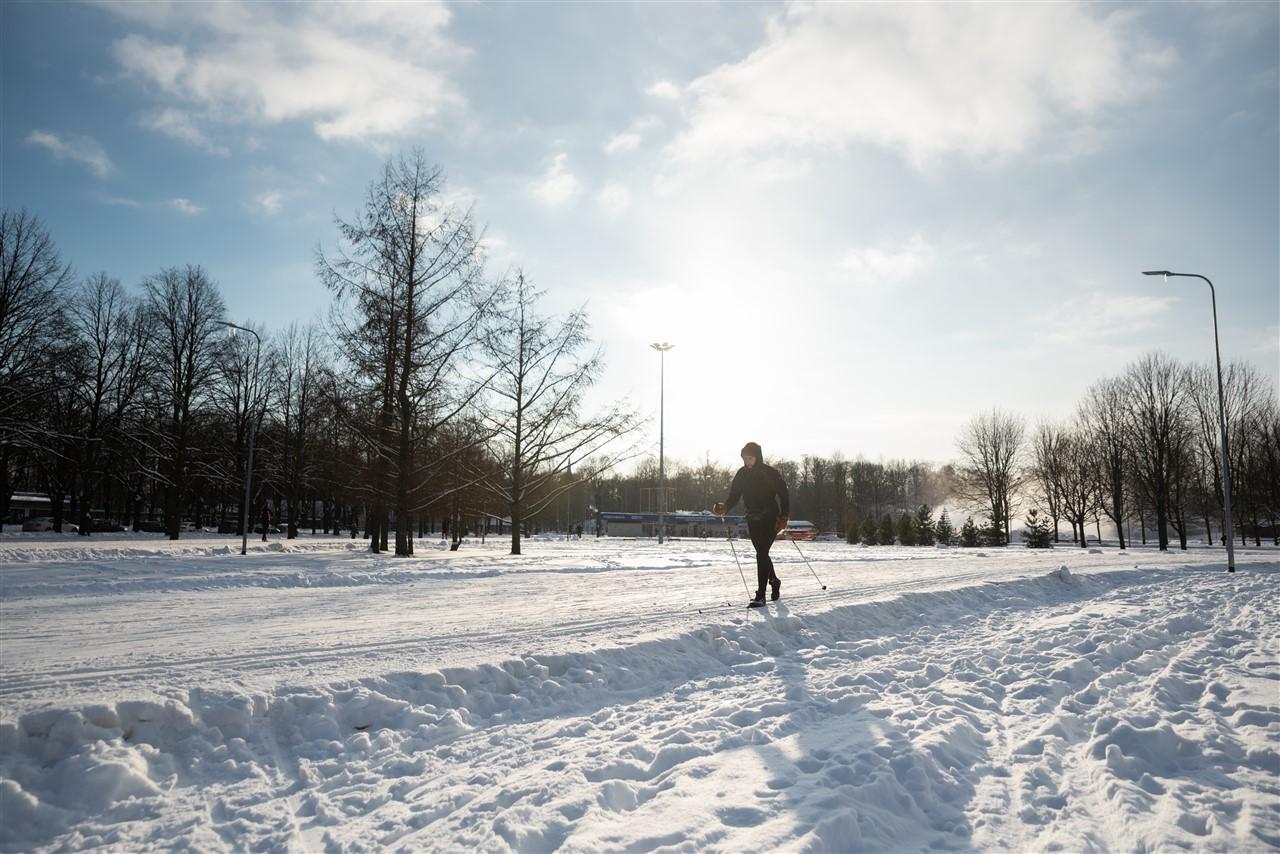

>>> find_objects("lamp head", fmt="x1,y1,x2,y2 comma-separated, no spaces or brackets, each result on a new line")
650,342,674,352
1142,270,1172,282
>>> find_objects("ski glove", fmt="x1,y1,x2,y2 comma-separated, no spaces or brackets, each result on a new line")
775,516,789,534
713,502,727,516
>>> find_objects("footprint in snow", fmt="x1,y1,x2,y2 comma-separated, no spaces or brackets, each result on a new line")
717,806,769,827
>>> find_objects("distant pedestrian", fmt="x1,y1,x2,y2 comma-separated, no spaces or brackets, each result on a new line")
714,441,790,607
260,504,272,542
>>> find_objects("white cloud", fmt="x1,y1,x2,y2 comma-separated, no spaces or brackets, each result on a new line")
532,153,580,208
839,234,935,285
255,190,282,215
142,108,229,155
597,183,631,216
645,80,681,100
670,2,1173,170
170,197,204,216
100,0,464,145
1047,292,1178,343
25,130,114,177
604,116,660,155
604,131,641,155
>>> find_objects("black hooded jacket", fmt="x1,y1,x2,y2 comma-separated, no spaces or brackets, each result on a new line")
724,442,790,521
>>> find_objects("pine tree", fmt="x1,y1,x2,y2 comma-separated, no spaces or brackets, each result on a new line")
845,515,860,545
934,509,955,545
1023,508,1053,548
915,504,935,546
980,519,1006,547
897,512,916,546
959,516,980,547
860,515,879,545
878,514,896,546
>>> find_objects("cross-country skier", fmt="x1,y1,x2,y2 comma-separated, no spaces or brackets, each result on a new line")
713,441,790,607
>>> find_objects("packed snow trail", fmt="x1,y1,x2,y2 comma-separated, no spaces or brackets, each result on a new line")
1,538,1277,851
1,537,1098,713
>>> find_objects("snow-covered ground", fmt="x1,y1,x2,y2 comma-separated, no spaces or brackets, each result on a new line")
1,534,1277,852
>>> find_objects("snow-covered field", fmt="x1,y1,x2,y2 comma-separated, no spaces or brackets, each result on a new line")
1,534,1277,852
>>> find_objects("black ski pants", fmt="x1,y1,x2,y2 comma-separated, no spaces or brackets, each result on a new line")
747,515,779,596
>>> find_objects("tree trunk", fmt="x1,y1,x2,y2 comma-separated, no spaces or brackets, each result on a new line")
510,500,522,556
0,445,12,522
68,488,80,536
1155,494,1169,551
1110,472,1125,549
166,436,185,540
79,490,92,536
48,487,64,533
395,393,412,557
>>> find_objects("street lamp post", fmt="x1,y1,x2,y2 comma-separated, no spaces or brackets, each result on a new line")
1143,270,1236,572
651,342,674,544
217,320,261,557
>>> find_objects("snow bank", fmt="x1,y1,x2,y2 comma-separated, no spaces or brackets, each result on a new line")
0,536,404,564
3,562,1276,851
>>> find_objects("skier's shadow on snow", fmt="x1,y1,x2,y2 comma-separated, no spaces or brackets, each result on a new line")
733,603,981,852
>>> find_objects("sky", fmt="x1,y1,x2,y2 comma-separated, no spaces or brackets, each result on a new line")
2,0,1277,472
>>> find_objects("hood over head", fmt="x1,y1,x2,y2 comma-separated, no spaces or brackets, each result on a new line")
740,441,764,463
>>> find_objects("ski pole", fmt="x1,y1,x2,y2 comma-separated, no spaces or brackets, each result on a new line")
787,533,827,590
724,514,753,600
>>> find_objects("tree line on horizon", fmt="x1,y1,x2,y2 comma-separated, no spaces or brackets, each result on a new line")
950,354,1279,551
607,347,1280,554
0,151,639,556
3,152,1278,556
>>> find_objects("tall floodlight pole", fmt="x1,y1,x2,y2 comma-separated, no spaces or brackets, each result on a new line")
651,342,674,543
1143,271,1236,572
217,321,261,556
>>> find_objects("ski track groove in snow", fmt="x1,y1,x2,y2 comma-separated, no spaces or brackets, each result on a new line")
1,537,1278,851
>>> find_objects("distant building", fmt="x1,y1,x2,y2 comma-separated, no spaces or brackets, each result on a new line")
592,511,747,538
5,492,53,522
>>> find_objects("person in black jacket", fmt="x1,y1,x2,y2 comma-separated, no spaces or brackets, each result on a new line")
714,441,790,606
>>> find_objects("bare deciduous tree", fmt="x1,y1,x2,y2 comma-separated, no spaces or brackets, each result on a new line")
480,273,639,555
142,265,226,539
1078,377,1129,549
1057,427,1104,548
67,273,149,534
954,408,1025,545
0,209,74,519
319,150,498,555
1121,353,1189,551
1029,421,1067,543
279,322,328,538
